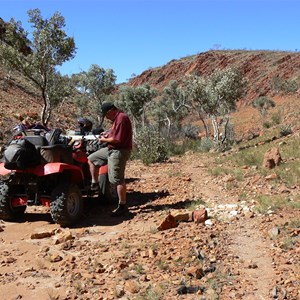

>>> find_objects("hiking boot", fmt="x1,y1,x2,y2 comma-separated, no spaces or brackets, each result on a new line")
111,204,129,217
90,182,100,192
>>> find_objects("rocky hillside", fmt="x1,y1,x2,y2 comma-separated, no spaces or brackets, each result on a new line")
128,50,300,105
1,50,300,142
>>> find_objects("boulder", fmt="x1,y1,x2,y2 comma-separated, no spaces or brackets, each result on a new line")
263,147,282,169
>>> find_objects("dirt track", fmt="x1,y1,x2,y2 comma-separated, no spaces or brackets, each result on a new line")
1,153,299,299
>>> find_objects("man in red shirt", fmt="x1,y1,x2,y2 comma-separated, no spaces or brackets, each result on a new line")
88,102,132,216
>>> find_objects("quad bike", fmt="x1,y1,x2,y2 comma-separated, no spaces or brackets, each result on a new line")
0,129,111,227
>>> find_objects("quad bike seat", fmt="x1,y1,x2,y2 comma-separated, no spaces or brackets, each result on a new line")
24,135,49,148
22,129,72,164
40,144,73,164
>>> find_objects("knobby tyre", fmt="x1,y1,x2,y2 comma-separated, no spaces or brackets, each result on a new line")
50,183,83,227
0,182,26,220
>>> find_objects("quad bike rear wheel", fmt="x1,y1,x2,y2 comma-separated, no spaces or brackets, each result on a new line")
50,183,83,227
0,182,26,220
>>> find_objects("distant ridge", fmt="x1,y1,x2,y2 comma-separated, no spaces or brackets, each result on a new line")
127,50,300,105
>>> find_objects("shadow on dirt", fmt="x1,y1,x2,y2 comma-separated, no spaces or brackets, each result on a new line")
126,177,140,184
130,194,195,213
5,182,188,228
74,197,134,228
10,212,54,224
128,189,195,210
75,189,194,227
128,190,170,206
76,189,173,227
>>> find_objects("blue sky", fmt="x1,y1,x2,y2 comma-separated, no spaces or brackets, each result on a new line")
1,0,299,83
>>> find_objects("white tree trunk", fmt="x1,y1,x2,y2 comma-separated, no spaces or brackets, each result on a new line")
212,116,220,143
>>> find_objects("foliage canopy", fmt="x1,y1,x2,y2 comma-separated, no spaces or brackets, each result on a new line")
0,9,76,125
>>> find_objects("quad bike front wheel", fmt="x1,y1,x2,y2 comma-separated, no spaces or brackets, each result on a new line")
0,182,26,221
50,183,83,227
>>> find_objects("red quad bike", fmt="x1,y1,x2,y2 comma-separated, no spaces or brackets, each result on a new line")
0,129,111,227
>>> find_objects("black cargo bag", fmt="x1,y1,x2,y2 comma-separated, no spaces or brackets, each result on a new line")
4,138,41,170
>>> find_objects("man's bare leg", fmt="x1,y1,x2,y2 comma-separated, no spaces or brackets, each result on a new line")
88,160,99,185
111,182,128,216
117,182,126,205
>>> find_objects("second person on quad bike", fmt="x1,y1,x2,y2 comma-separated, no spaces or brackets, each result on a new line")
87,102,132,217
77,118,93,136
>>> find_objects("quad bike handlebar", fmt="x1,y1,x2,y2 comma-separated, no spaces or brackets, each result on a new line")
66,133,100,141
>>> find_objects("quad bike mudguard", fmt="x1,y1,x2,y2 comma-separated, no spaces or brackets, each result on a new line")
0,162,84,185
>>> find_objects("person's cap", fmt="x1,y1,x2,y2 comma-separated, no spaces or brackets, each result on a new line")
78,118,92,126
101,102,115,115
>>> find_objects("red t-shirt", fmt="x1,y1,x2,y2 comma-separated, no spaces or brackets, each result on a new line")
108,111,132,150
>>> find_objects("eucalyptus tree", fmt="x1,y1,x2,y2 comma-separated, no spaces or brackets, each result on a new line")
71,64,116,118
252,96,275,117
0,9,76,125
118,84,158,134
186,67,246,144
150,80,190,137
185,75,210,137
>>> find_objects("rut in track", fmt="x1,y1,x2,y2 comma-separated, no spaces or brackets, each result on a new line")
229,221,275,299
181,153,276,299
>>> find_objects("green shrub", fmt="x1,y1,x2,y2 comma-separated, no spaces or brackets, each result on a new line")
271,110,283,125
252,96,275,117
199,137,214,152
255,195,300,214
165,140,186,156
167,138,203,155
182,124,199,139
271,77,298,95
133,127,168,165
263,121,272,128
279,124,292,136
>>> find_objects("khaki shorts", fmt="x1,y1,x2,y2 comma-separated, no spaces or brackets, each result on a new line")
88,147,131,185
